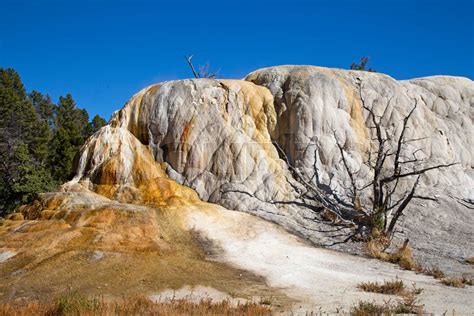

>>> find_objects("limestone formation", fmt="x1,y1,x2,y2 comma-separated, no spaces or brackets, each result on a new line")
246,66,473,198
60,66,473,264
2,65,473,276
245,66,474,263
76,79,300,225
1,65,473,311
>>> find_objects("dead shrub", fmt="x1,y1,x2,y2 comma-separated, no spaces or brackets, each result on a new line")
366,238,420,271
353,283,424,315
357,279,405,295
352,298,424,315
351,301,387,315
441,277,473,288
424,266,445,279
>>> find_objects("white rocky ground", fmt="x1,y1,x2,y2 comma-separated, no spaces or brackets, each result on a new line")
182,203,474,314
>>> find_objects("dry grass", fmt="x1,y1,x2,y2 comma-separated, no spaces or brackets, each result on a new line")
423,266,445,279
352,282,424,315
366,238,420,271
0,293,272,316
441,277,473,288
365,236,390,259
352,298,424,316
351,301,388,315
366,239,474,290
357,279,405,295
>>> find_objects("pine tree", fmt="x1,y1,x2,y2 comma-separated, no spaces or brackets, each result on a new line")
0,68,107,216
28,91,54,164
90,114,107,133
0,69,56,216
10,143,55,206
49,94,91,182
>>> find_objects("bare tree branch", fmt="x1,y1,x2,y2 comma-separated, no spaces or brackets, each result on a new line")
184,55,199,79
382,162,458,184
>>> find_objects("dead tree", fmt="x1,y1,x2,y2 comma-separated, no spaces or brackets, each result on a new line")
221,81,456,246
279,82,457,243
184,55,217,79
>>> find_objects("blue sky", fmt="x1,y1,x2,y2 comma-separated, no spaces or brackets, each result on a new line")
1,0,473,119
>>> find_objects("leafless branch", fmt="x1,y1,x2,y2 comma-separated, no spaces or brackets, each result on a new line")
184,55,199,79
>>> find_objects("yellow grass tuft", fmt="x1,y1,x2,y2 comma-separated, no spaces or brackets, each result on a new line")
0,293,272,316
366,238,420,271
353,282,424,315
424,266,445,279
441,277,473,288
357,279,405,295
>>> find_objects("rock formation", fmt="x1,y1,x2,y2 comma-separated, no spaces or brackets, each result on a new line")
245,66,473,264
66,66,472,260
0,65,473,311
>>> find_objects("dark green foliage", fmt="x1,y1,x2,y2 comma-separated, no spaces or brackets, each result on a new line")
49,94,91,182
28,91,54,163
0,68,106,217
91,114,107,133
350,56,377,72
9,143,55,205
0,68,53,214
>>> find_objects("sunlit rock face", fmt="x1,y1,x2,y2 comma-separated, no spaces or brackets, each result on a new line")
68,66,473,260
3,65,473,305
245,66,474,263
99,79,301,224
246,66,473,197
69,125,199,207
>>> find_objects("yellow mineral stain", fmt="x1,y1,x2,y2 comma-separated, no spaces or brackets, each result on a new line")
341,82,369,152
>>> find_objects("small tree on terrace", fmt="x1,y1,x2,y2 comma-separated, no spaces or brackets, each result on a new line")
351,57,376,72
184,55,217,79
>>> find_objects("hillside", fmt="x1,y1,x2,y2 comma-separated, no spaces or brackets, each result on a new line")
1,66,473,313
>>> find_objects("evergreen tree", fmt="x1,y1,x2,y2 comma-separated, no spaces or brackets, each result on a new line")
0,68,107,216
10,143,55,206
29,90,55,128
49,94,89,182
90,114,107,133
0,69,56,216
28,91,54,164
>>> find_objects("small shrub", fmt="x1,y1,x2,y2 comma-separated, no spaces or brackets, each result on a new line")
366,238,421,271
391,298,424,315
441,277,473,288
365,237,390,261
351,301,387,315
351,298,424,315
355,281,424,314
357,279,405,295
409,283,424,296
388,244,418,270
424,266,445,279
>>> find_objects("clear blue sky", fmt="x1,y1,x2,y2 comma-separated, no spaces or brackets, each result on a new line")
1,0,473,120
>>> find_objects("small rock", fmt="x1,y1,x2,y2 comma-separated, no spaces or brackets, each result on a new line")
90,251,105,261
